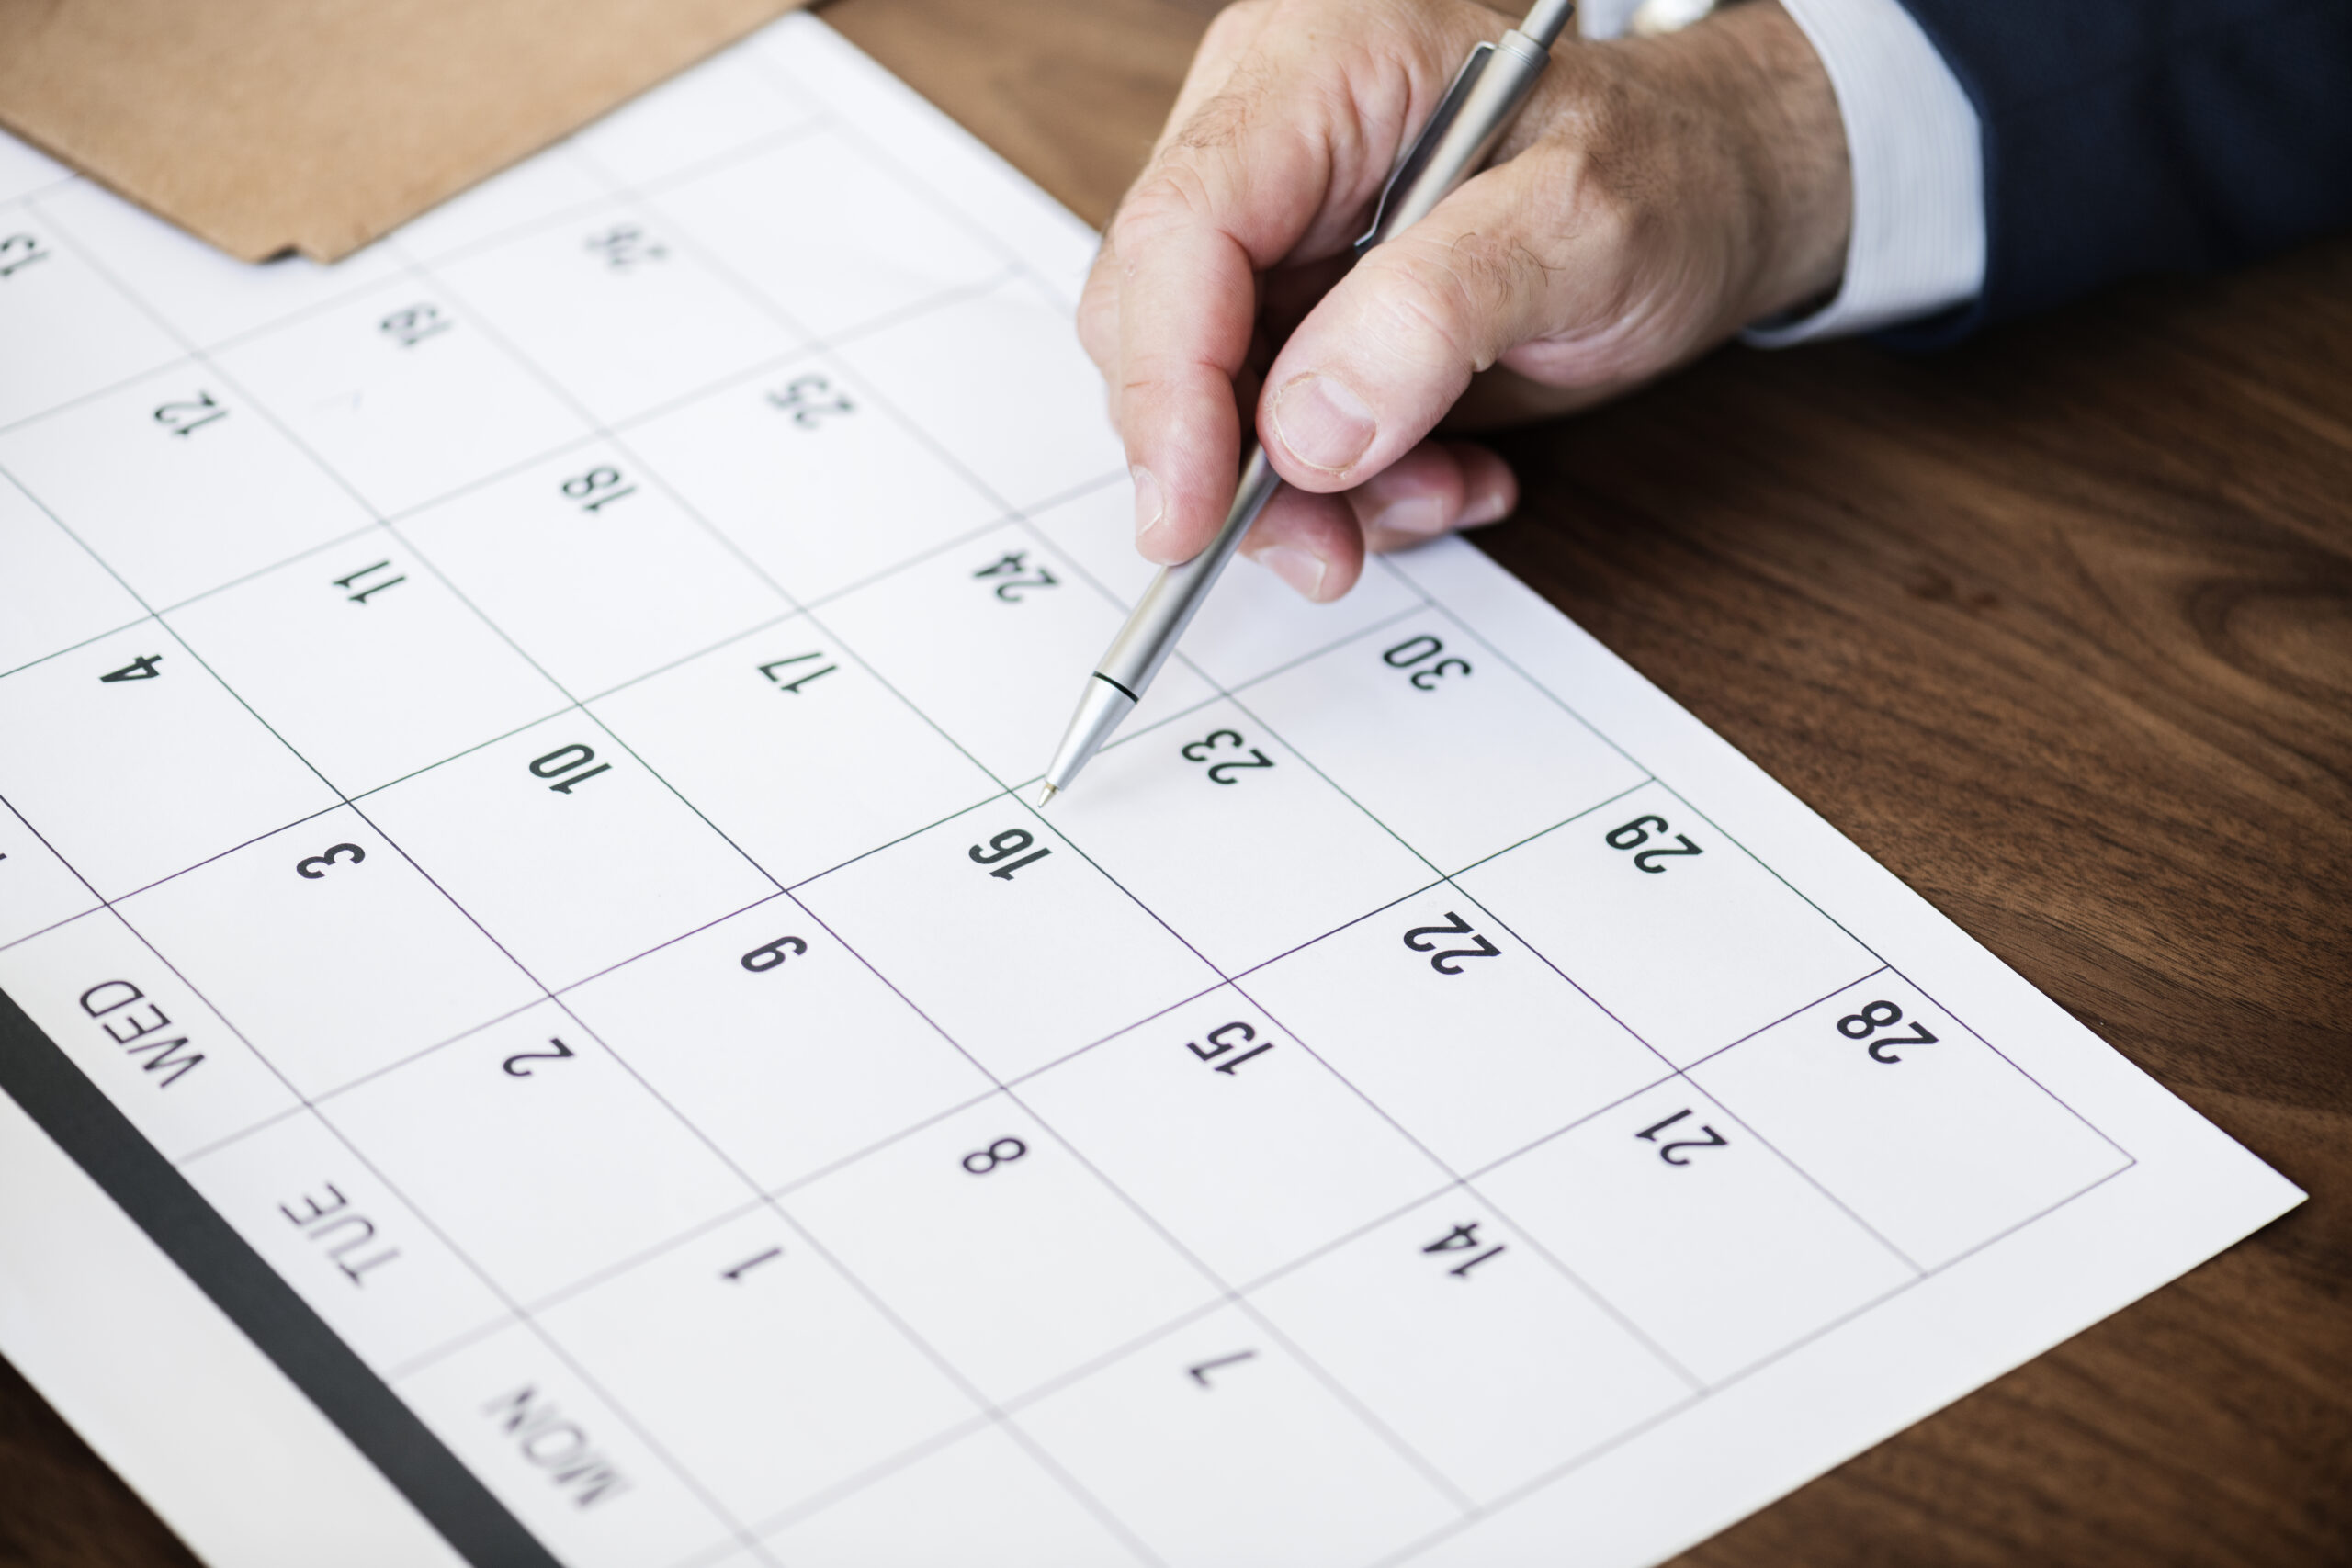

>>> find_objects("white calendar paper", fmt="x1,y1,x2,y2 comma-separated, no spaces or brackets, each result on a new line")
0,16,2302,1568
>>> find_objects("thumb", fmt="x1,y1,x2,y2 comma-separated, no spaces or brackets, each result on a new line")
1253,153,1585,492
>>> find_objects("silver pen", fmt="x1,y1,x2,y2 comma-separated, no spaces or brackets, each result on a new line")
1037,0,1577,804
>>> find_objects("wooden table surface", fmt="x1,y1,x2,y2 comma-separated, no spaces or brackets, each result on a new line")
5,2,2346,1563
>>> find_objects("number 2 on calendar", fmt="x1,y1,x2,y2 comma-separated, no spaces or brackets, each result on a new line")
1635,1108,1729,1165
1839,998,1939,1064
1182,728,1273,784
1607,813,1704,872
1402,911,1500,974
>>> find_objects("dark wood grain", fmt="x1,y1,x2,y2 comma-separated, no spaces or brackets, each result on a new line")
7,1,2346,1562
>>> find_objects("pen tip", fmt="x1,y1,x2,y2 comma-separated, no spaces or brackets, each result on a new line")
1036,781,1058,809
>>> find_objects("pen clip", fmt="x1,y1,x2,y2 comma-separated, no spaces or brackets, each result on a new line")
1354,41,1496,260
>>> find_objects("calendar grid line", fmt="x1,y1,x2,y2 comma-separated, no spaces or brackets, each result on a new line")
1678,1077,1927,1275
564,111,832,224
0,606,153,685
1881,967,2139,1163
1439,879,1928,1277
3,446,858,1568
1404,557,2141,1151
747,73,1047,299
1077,600,1440,763
28,513,1077,1568
524,931,1178,1567
1409,587,1685,814
10,199,1036,559
390,116,821,275
1381,566,2147,1294
1376,1152,2147,1568
273,890,787,1112
63,846,771,1563
1218,958,1715,1395
386,243,1067,864
580,263,1010,441
1667,964,1897,1078
771,871,1487,1520
1653,767,2131,1160
953,807,1531,1515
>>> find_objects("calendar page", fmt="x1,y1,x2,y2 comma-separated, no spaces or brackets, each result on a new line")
0,15,2301,1568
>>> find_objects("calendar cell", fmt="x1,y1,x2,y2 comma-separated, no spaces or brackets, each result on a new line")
0,363,376,610
795,800,1219,1081
36,180,406,347
210,275,591,516
395,1318,739,1568
1026,479,1428,689
400,443,790,699
1248,1191,1691,1502
563,902,993,1192
1022,989,1450,1285
0,133,68,206
1242,614,1648,874
0,472,142,673
789,1094,1215,1403
0,198,181,429
0,909,298,1161
1244,887,1672,1175
323,1000,751,1304
836,274,1122,511
536,1207,978,1529
0,621,338,899
1456,782,1879,1065
624,355,1000,603
654,130,1005,339
165,536,569,795
1689,975,2131,1269
394,147,617,263
179,1109,510,1373
1046,697,1437,975
358,713,775,989
435,206,801,428
118,807,540,1100
571,50,820,190
819,521,1218,783
588,621,999,888
1015,1303,1461,1568
764,1423,1145,1568
1476,1078,1916,1385
0,797,100,950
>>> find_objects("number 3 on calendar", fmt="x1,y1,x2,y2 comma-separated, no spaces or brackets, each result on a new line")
1181,728,1273,784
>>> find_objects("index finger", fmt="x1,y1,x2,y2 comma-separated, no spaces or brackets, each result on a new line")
1102,0,1485,565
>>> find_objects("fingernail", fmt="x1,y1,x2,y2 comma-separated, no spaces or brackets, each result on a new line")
1460,488,1512,527
1366,493,1451,536
1131,464,1166,548
1254,545,1328,602
1271,373,1376,475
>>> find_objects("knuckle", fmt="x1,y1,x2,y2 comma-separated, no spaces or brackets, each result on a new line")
1109,158,1225,258
1198,0,1271,55
1373,226,1538,373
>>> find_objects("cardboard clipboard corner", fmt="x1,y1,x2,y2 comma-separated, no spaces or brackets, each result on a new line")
0,0,810,264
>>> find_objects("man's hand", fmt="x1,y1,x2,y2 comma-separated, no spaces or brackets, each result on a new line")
1079,0,1850,600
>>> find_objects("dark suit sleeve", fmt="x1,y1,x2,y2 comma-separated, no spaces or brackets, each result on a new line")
1881,0,2352,347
